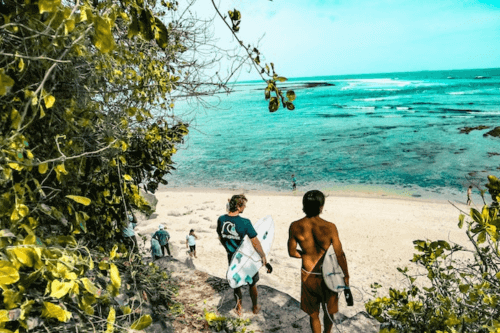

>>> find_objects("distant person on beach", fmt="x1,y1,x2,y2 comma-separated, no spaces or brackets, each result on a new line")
226,198,230,213
292,174,297,191
288,190,349,333
122,213,139,254
186,229,198,258
467,185,473,205
153,224,171,257
151,233,162,261
217,194,267,316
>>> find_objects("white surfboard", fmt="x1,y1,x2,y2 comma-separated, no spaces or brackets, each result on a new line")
322,244,346,292
227,215,275,289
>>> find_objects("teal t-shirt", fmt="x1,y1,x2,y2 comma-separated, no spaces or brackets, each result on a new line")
153,230,170,245
216,215,257,255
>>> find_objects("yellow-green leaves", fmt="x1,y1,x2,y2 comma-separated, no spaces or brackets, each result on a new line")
10,109,21,129
109,244,118,260
0,69,14,96
109,263,121,289
6,247,41,268
105,307,116,333
93,16,115,53
44,94,55,109
55,163,68,182
80,278,99,296
130,314,152,330
66,195,91,206
11,204,29,222
38,163,48,174
38,0,61,13
41,302,72,322
123,175,133,181
0,261,20,285
50,280,74,299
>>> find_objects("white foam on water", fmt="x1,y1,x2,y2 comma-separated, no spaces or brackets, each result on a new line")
367,88,400,91
345,106,376,110
354,95,403,102
396,107,410,110
449,90,481,95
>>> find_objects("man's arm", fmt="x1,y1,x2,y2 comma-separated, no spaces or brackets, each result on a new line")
331,224,349,285
250,237,267,266
288,223,302,258
186,238,188,248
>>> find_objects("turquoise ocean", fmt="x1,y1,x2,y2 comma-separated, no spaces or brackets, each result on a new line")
169,68,500,201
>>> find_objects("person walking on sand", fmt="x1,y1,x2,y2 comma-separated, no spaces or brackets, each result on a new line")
467,185,473,205
292,174,297,191
288,190,349,333
217,194,267,316
186,229,198,258
153,224,171,257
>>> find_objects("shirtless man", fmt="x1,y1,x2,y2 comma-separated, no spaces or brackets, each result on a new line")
288,190,349,333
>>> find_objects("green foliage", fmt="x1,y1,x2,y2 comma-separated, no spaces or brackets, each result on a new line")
204,310,253,333
365,175,500,333
1,0,292,330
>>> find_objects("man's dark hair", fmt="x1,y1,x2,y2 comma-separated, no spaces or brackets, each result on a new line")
229,194,247,212
302,190,325,218
190,229,194,233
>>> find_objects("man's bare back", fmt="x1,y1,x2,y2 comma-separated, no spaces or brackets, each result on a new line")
288,216,349,284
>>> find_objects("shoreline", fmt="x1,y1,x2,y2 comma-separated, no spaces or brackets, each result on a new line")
157,184,469,205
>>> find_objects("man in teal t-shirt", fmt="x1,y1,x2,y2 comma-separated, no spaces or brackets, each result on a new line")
153,224,171,257
217,194,267,316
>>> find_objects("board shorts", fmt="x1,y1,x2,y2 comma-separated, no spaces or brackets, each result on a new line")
300,269,338,315
189,245,196,252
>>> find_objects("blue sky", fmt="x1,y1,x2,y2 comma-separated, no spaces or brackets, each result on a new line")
193,0,500,79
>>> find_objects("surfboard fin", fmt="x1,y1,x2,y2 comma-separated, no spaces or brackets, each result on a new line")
235,253,243,263
245,275,253,284
233,273,241,284
231,264,237,270
263,231,268,240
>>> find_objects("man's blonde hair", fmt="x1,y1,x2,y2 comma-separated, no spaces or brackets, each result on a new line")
228,194,247,212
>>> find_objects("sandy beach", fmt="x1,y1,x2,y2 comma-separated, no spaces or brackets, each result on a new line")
135,188,472,316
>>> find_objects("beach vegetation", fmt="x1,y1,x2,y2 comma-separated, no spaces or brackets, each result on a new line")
366,175,500,332
0,0,290,331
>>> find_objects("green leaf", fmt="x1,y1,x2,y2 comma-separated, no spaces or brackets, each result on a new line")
93,16,115,53
0,69,15,96
41,302,72,322
477,231,486,244
286,102,295,111
50,280,74,299
109,263,121,289
105,307,116,333
38,163,49,174
470,208,483,224
276,76,287,82
38,0,61,14
458,214,464,229
268,97,279,113
154,17,169,49
286,90,296,102
131,314,152,330
66,195,91,206
0,261,20,285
